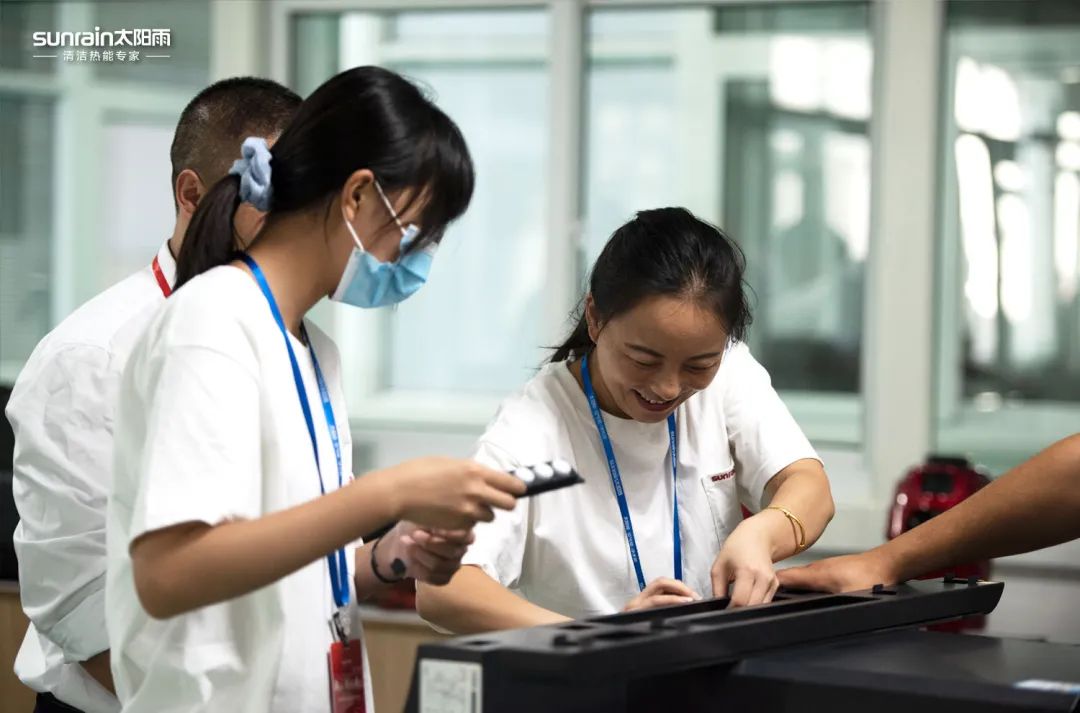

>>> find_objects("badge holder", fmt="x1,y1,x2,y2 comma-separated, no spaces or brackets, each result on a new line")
328,608,366,713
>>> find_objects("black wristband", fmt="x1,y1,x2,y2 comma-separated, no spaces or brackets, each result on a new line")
370,536,407,584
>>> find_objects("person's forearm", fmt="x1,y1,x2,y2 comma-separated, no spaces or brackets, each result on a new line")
880,434,1080,583
416,565,570,634
81,650,114,694
755,460,835,561
132,471,400,619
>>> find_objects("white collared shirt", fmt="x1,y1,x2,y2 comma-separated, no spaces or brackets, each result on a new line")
461,344,822,620
8,241,176,713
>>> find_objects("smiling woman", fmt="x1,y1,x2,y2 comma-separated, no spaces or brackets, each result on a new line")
415,207,835,634
573,297,727,418
556,207,749,423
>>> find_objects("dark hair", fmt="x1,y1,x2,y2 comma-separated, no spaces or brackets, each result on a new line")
170,76,301,206
551,207,752,363
175,66,474,288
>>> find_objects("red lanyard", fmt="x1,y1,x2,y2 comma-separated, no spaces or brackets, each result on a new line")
151,255,172,298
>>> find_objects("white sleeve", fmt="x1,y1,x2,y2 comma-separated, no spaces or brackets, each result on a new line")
460,440,530,589
127,345,262,541
721,343,821,512
9,346,116,662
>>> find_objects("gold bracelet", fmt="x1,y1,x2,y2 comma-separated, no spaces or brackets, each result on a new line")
766,505,807,554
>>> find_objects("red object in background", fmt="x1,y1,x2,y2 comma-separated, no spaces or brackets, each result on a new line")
888,455,992,632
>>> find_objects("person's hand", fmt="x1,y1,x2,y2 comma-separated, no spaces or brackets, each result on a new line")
375,522,475,586
711,520,778,607
388,457,526,530
623,577,701,612
777,550,896,594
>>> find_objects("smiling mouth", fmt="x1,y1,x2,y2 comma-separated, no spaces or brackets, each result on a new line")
632,389,677,412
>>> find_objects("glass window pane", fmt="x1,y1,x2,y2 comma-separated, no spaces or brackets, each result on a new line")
292,10,550,396
390,11,547,41
98,119,177,290
0,0,57,74
584,5,873,397
939,0,1080,406
0,94,54,374
382,64,549,394
92,0,210,86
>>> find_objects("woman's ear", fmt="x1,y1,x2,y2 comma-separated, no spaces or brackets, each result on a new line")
585,294,602,343
339,169,375,223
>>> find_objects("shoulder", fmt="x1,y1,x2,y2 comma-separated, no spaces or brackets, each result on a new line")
486,362,575,433
717,341,765,380
136,267,266,376
25,265,159,358
476,362,578,463
710,342,771,392
684,342,772,416
9,266,164,403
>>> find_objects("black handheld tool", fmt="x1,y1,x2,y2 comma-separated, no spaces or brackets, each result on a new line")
362,459,584,541
510,459,584,497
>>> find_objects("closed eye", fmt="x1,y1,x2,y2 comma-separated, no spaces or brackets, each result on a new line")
627,355,660,369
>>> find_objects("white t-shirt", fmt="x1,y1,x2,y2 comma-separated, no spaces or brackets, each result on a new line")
461,343,821,620
106,265,373,713
9,240,176,713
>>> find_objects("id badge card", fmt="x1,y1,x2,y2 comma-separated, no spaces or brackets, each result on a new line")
328,608,365,713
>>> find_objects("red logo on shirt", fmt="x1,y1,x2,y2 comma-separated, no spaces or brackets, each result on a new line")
710,469,735,483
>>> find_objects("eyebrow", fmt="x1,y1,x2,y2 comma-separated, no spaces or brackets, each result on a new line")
626,343,724,361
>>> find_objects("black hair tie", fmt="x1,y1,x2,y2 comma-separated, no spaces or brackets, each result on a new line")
370,536,407,584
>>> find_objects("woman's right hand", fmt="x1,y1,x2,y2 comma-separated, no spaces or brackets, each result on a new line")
388,457,526,530
623,577,701,612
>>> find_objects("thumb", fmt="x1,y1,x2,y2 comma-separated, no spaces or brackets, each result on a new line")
408,529,432,546
655,578,699,599
711,561,731,599
394,520,419,537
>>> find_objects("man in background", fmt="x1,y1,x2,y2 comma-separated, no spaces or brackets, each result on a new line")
7,77,301,713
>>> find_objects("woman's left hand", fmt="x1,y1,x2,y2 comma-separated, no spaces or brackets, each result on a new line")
710,519,779,607
376,522,476,586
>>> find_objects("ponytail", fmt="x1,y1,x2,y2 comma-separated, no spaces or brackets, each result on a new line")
175,174,242,289
550,311,593,363
175,67,475,290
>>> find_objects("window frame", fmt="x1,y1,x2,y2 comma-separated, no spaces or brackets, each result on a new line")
1,0,1072,567
933,24,1080,474
0,2,208,382
268,0,931,552
233,0,1080,569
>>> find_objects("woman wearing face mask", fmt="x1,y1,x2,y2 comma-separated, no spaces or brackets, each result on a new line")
105,67,525,713
416,207,835,633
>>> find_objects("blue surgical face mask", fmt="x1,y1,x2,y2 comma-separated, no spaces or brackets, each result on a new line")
331,181,435,309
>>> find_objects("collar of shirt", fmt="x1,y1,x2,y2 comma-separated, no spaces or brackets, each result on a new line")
155,238,178,288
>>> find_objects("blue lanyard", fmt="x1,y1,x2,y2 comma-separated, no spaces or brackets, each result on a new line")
239,253,350,610
580,354,682,592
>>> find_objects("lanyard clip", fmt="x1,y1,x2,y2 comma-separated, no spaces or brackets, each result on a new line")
330,608,350,643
